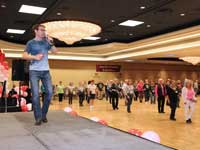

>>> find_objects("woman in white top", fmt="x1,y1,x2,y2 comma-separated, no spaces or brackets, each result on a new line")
182,79,197,123
123,80,135,113
87,80,97,110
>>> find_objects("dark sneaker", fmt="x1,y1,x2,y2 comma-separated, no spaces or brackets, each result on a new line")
186,119,191,123
170,118,176,121
42,118,48,123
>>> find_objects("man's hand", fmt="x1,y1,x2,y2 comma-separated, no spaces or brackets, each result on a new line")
47,36,54,45
34,54,44,60
46,36,58,54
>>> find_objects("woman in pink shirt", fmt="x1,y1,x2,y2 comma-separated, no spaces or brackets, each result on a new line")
137,80,144,103
182,79,197,123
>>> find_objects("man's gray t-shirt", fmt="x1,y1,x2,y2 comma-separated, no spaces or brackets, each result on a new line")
25,39,52,71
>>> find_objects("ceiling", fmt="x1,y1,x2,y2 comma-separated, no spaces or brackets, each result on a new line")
0,0,200,65
0,0,200,47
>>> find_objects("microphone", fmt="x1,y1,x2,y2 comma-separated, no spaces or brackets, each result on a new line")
45,33,54,46
44,32,48,40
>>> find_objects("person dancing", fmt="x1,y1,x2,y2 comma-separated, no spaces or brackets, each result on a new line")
182,79,197,123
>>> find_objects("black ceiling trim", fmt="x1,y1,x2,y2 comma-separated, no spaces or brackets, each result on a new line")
147,57,183,62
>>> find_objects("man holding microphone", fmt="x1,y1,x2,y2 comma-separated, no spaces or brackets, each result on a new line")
22,24,57,125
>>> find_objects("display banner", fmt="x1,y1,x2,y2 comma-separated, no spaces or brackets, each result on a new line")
96,65,121,72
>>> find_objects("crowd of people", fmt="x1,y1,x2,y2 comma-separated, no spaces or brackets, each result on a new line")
0,77,199,124
46,78,199,124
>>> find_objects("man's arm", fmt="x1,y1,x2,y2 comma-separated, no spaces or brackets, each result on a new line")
22,51,43,60
47,36,58,54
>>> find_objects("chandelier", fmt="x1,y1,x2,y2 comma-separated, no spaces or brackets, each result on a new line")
42,20,101,45
180,56,200,65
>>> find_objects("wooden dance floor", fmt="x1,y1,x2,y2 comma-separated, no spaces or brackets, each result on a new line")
49,98,200,150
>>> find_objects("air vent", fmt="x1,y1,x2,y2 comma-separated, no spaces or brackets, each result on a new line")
104,30,114,33
59,6,70,10
14,20,32,25
154,8,173,14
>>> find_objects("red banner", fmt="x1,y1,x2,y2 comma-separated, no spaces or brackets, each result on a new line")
96,65,121,72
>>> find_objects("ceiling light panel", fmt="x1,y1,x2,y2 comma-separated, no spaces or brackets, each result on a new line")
18,4,47,15
6,29,25,34
119,20,144,27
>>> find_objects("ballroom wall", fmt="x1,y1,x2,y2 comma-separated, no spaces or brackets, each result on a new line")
5,59,200,88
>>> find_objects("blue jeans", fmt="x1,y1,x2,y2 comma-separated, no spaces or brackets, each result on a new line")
29,70,53,121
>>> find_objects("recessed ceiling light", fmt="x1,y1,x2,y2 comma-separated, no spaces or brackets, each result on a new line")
6,29,25,34
57,12,62,15
18,4,47,15
1,4,6,8
180,13,185,16
119,20,144,27
146,24,151,28
10,35,14,38
104,38,108,41
129,33,133,36
111,20,115,22
140,6,146,9
83,37,101,40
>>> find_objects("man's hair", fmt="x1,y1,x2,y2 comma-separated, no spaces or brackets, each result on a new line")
32,24,45,32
